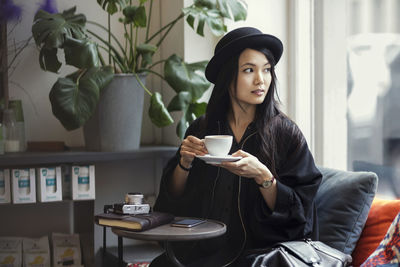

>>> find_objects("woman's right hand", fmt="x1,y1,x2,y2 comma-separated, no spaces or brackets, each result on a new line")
180,135,208,167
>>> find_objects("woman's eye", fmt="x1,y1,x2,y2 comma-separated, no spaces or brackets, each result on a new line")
264,68,271,73
243,68,253,73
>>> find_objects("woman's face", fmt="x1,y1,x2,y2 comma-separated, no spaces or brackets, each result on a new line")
231,48,272,108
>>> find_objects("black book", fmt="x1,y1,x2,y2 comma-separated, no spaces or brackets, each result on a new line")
95,212,174,231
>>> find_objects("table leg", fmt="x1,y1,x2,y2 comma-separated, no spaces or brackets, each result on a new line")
164,241,184,267
118,236,123,267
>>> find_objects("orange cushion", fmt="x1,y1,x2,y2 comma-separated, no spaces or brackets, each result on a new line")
351,198,400,266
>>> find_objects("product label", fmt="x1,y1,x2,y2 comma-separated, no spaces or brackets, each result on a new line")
46,178,56,186
18,179,30,188
78,176,89,185
42,169,47,176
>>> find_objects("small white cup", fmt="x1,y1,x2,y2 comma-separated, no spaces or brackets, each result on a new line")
204,135,233,156
125,193,144,204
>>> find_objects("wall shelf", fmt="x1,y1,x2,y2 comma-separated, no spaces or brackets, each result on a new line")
0,146,177,167
0,145,178,267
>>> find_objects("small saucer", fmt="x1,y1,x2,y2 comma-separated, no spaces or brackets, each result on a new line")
195,154,242,164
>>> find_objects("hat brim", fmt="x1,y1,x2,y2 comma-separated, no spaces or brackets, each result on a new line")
205,34,283,83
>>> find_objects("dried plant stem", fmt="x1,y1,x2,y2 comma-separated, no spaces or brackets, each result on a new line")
0,19,9,108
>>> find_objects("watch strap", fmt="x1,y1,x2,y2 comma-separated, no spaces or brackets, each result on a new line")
258,176,275,188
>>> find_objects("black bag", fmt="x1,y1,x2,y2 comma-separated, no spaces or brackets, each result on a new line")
251,240,352,267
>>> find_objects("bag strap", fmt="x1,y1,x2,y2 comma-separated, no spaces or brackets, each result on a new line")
277,240,322,265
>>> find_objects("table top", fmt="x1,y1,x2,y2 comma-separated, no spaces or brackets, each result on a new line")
111,218,227,242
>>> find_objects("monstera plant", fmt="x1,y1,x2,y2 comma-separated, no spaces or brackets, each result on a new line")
32,0,247,138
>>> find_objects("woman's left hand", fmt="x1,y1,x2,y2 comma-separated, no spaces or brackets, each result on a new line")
219,150,272,182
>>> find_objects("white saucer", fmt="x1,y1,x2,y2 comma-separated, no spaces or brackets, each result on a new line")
196,154,242,164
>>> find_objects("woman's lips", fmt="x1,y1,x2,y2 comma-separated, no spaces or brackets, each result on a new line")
251,89,265,96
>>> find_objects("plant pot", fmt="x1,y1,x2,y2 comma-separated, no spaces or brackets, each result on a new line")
83,73,145,151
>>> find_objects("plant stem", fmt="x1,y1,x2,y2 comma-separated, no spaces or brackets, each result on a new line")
7,36,32,70
87,22,125,55
156,18,178,48
97,47,106,66
139,68,164,80
97,44,127,72
146,13,184,44
87,29,125,66
124,23,134,70
147,59,167,70
108,13,111,64
132,27,138,73
76,69,87,86
129,0,133,68
145,0,153,40
0,19,9,108
134,73,152,97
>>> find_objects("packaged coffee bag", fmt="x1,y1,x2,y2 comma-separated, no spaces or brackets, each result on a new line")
51,233,82,267
0,237,22,267
23,236,50,267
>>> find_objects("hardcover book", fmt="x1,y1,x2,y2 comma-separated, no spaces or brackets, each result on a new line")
95,212,174,231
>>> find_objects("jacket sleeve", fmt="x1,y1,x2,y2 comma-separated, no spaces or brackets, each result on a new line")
153,117,205,216
249,122,322,244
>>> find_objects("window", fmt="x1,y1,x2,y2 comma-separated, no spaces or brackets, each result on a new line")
346,0,400,198
305,0,400,198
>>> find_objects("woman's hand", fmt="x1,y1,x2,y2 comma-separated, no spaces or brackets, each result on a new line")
219,150,273,183
180,135,208,168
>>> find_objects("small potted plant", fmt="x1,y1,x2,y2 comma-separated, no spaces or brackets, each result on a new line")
32,0,247,150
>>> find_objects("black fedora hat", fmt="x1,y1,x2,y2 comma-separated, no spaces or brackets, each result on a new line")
205,27,283,83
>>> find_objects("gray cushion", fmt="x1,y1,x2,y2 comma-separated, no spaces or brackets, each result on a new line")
316,167,378,255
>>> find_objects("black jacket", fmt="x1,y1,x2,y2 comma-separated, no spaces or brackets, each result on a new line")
154,114,322,265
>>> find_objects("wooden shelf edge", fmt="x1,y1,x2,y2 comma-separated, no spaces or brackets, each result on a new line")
0,146,177,167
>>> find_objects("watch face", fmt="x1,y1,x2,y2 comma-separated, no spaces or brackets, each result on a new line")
262,179,273,188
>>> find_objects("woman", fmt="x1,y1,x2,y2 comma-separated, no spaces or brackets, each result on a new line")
151,27,322,267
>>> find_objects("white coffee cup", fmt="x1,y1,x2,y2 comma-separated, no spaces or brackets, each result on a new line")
125,193,144,204
204,135,233,156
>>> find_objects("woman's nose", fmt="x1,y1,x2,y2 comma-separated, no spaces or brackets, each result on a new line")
254,71,264,84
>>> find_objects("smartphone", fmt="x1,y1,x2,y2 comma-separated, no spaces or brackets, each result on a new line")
170,219,206,228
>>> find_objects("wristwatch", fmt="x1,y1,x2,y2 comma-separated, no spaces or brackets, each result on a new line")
258,176,275,189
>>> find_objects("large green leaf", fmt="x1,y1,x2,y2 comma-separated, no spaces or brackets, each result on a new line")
175,102,207,139
149,92,174,127
164,54,210,100
64,37,100,69
183,6,225,36
136,43,157,68
168,92,207,139
184,0,247,36
49,66,114,130
97,0,127,15
123,6,147,27
32,7,86,49
216,0,247,21
167,91,192,112
39,48,62,73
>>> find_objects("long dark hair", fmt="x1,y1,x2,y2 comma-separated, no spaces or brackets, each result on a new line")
205,47,302,177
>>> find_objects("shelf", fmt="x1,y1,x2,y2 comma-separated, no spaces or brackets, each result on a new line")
0,146,177,167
